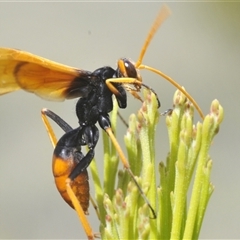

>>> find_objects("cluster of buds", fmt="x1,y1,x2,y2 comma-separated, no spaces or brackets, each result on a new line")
90,89,223,240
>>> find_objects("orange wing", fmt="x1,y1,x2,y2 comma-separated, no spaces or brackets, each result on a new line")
0,48,92,101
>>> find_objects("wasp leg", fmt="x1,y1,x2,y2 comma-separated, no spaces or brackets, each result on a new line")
160,108,173,116
41,108,95,240
90,196,100,220
42,108,72,132
117,111,129,128
106,77,143,102
98,113,157,219
41,108,59,147
106,77,161,108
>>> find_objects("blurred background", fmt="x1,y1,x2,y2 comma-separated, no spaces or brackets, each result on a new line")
0,2,239,239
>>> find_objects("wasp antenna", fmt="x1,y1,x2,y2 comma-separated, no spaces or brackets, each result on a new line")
135,4,171,68
139,65,205,119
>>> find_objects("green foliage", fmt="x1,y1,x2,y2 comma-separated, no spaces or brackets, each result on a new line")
90,89,224,240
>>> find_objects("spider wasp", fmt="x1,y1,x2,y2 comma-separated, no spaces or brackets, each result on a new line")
0,5,204,240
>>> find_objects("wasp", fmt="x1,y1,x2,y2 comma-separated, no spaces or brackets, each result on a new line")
0,5,203,240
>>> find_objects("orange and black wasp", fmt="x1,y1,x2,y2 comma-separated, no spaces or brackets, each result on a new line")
0,5,204,240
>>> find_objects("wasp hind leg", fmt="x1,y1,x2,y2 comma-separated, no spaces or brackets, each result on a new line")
41,108,95,240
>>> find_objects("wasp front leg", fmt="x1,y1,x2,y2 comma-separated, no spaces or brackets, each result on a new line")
106,77,144,103
106,77,161,108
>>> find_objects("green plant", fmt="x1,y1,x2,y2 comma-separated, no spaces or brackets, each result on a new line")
90,89,224,240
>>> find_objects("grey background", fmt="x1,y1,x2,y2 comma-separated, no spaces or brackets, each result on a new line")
0,2,239,239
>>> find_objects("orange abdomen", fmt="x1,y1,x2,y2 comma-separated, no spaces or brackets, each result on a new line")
52,154,90,214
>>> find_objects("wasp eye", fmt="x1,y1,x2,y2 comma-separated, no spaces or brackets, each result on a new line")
118,58,138,78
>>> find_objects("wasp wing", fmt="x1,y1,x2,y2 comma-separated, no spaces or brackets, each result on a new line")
0,48,92,101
